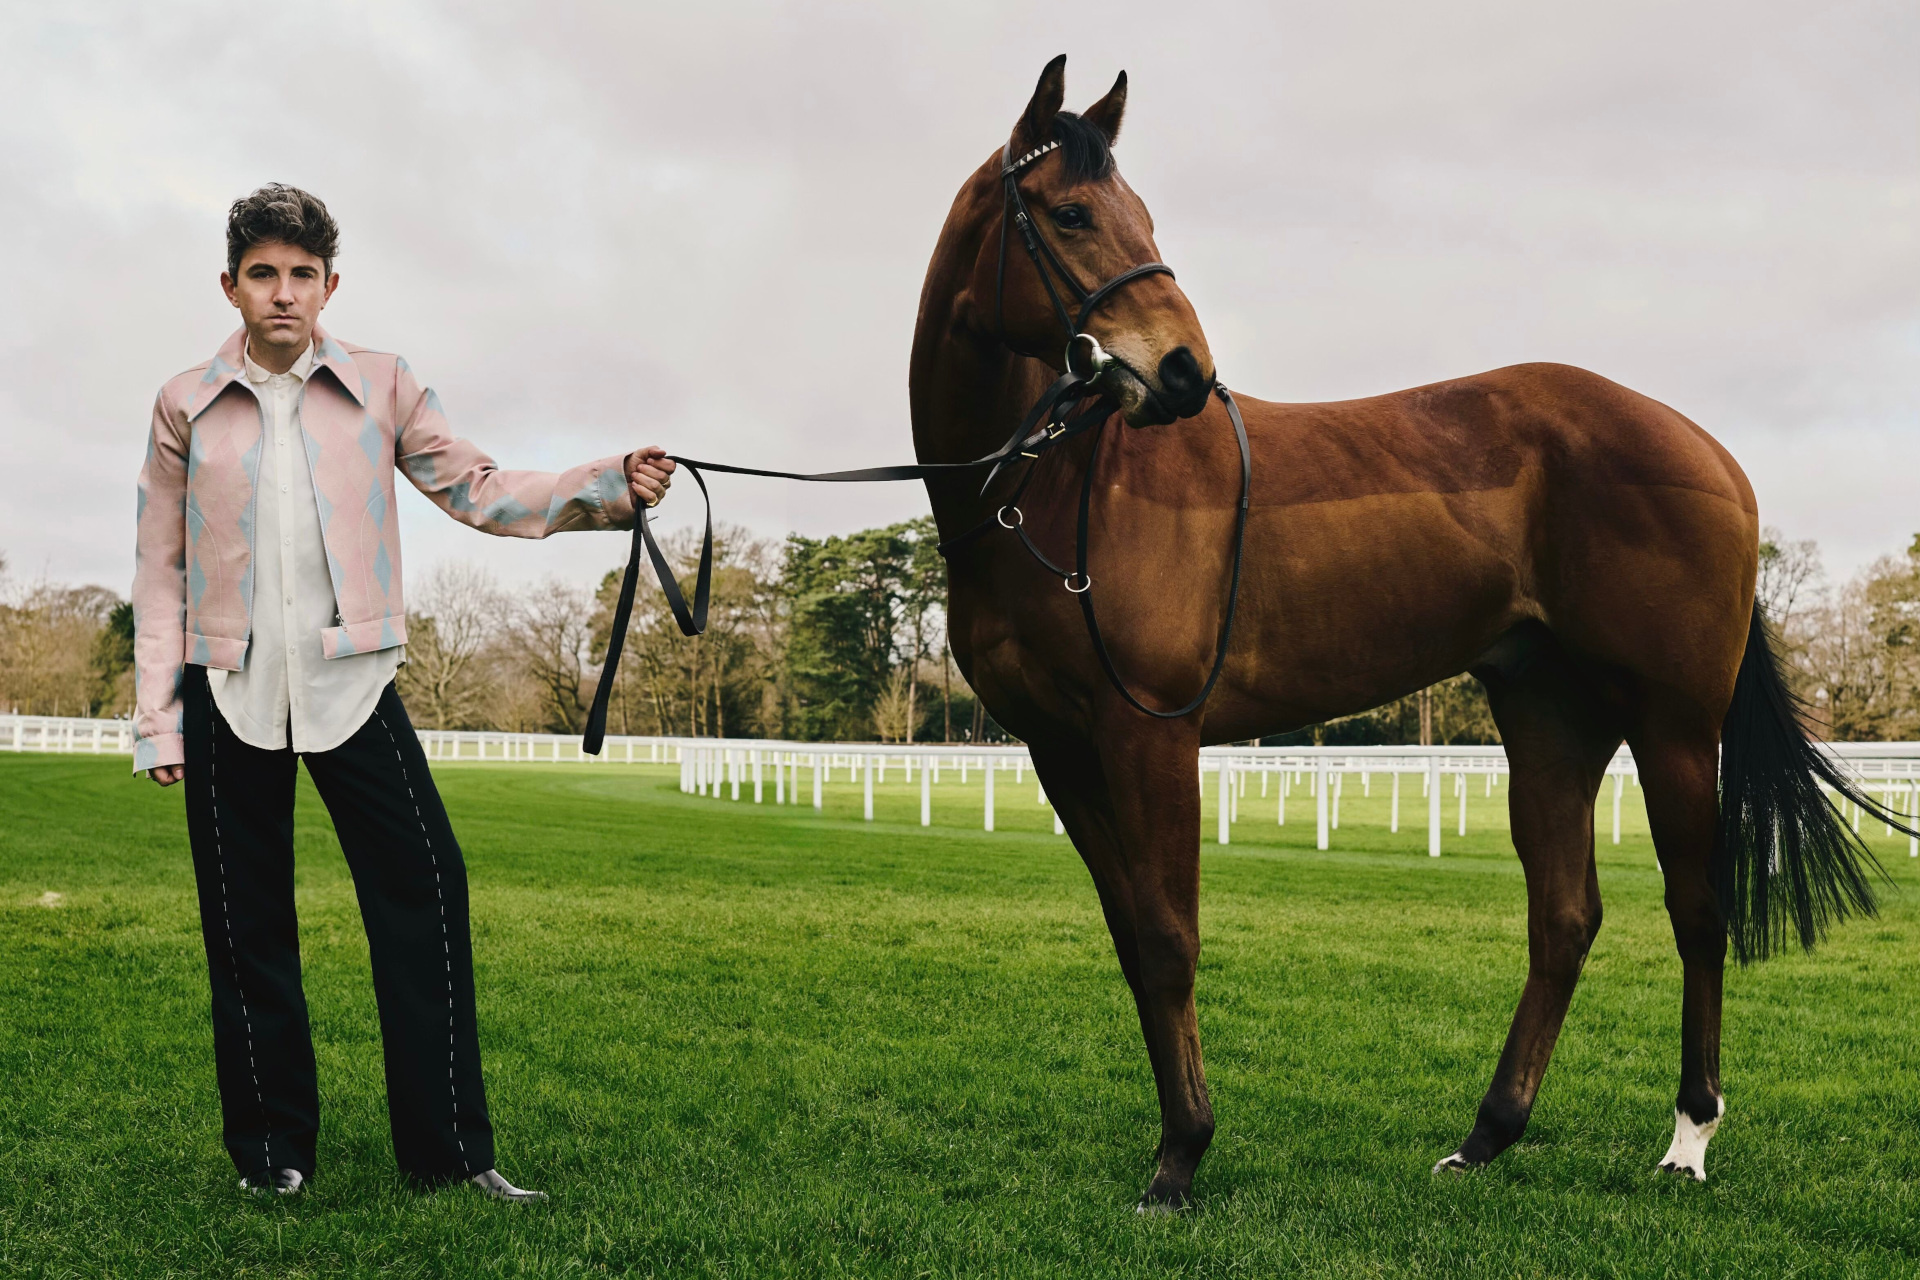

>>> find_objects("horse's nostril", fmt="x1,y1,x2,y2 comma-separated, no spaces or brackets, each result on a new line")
1157,346,1209,414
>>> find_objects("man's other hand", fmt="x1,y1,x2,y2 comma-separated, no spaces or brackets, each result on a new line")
625,446,676,508
150,765,184,787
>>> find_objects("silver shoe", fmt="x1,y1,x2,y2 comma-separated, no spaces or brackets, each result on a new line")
239,1168,305,1197
470,1168,547,1203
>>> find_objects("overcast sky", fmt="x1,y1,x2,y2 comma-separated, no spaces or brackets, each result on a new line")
2,1,1914,597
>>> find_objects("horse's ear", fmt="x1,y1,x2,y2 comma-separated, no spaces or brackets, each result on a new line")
1082,70,1127,145
1013,54,1067,154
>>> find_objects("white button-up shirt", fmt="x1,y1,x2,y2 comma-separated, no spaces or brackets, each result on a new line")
208,342,403,752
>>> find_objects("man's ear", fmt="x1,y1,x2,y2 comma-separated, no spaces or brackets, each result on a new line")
1012,54,1067,156
322,272,340,307
1083,70,1127,145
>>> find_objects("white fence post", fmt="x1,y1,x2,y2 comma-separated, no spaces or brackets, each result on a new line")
1613,772,1624,845
984,759,996,831
921,755,931,827
813,753,823,810
1390,771,1401,833
753,750,762,803
1218,761,1230,846
1315,756,1329,851
863,753,874,821
1428,757,1442,857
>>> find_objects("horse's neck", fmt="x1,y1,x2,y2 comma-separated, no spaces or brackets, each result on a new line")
909,310,1051,539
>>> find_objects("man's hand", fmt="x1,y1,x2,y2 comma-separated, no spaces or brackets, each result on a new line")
625,446,676,508
150,765,184,787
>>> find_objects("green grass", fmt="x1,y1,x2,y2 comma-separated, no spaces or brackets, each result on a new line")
2,752,1917,1278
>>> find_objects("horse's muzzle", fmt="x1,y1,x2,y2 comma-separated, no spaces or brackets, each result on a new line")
1156,346,1212,420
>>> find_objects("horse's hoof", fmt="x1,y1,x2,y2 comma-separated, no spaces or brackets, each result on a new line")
1135,1187,1191,1216
1431,1150,1480,1175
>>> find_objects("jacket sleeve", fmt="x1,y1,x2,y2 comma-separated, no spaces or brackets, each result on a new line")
392,358,637,538
131,389,189,773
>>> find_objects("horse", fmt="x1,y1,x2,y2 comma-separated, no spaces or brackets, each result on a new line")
911,55,1892,1211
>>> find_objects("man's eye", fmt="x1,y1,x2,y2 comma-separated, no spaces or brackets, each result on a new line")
1051,206,1090,231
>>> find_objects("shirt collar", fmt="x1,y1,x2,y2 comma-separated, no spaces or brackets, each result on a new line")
243,339,315,385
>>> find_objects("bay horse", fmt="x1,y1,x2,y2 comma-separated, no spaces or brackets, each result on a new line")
913,56,1891,1210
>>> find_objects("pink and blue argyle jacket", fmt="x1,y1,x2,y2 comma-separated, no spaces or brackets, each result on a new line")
132,325,636,771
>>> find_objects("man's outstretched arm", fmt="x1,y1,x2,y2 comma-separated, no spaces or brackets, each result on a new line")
393,360,673,535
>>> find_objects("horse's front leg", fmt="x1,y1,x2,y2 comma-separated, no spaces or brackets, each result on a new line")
1033,726,1213,1212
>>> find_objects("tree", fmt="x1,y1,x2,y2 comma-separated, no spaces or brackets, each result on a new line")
897,516,946,743
592,524,786,738
783,525,912,739
508,578,596,733
397,561,505,729
0,569,124,716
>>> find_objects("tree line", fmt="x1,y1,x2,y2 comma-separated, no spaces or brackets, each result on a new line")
7,526,1920,745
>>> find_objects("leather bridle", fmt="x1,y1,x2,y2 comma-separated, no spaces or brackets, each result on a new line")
582,135,1252,752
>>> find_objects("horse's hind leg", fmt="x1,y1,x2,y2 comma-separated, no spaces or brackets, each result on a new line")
1435,632,1622,1172
1628,697,1726,1181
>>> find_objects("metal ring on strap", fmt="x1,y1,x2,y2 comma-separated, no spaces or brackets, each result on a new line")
1064,571,1092,594
997,505,1024,528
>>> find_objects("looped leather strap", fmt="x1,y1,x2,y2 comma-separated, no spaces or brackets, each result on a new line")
582,374,1100,753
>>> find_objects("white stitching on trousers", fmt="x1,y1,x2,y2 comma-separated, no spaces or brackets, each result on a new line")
210,723,274,1173
374,706,470,1174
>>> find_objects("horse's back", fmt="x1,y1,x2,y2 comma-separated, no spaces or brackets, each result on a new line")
1235,362,1753,519
1221,363,1758,711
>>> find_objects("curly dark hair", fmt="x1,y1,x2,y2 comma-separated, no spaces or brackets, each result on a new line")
225,183,340,279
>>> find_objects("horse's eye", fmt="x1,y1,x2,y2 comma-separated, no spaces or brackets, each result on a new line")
1051,205,1090,231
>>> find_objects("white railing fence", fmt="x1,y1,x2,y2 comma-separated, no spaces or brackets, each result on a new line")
11,717,1920,858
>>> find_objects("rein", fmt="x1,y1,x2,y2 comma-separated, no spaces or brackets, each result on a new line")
582,139,1254,752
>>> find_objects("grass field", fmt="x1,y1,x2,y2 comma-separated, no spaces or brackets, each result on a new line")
2,751,1917,1278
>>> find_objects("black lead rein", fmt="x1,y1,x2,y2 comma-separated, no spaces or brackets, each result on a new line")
581,137,1255,752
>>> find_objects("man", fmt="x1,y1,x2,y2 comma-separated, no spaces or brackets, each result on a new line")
132,184,674,1201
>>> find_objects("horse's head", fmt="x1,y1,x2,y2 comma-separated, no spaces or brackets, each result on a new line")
958,55,1214,426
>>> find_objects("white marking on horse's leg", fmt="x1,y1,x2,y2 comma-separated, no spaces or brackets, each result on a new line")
1657,1097,1724,1182
1431,1150,1476,1174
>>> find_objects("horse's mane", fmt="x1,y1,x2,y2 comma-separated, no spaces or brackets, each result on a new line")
1051,111,1114,182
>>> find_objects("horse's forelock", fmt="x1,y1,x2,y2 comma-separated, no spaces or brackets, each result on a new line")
1051,111,1115,183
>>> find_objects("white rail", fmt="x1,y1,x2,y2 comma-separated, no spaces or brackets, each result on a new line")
12,717,1919,858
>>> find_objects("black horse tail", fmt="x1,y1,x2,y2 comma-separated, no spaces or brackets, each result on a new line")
1716,604,1905,963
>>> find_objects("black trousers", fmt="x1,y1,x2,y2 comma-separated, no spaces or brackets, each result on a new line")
181,669,493,1183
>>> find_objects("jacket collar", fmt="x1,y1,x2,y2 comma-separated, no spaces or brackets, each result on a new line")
187,323,367,421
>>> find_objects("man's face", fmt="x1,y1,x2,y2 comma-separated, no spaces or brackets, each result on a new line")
220,241,337,360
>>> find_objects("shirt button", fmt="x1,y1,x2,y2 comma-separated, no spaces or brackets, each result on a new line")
280,484,289,493
283,536,291,546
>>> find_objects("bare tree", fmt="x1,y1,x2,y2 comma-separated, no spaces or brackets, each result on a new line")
0,572,122,716
509,577,596,733
1757,526,1825,636
397,561,505,729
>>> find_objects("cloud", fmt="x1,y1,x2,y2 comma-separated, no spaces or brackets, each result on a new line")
1,0,1914,593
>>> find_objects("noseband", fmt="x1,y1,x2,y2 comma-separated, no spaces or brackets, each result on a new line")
582,137,1253,752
